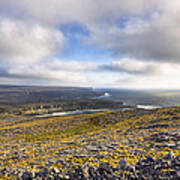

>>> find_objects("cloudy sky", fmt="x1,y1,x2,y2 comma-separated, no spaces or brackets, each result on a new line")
0,0,180,89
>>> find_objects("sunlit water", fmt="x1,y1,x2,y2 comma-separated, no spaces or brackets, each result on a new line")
37,89,180,117
94,89,180,108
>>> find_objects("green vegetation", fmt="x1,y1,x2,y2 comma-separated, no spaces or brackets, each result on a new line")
0,106,180,179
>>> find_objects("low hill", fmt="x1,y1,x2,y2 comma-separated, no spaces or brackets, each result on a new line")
0,85,103,105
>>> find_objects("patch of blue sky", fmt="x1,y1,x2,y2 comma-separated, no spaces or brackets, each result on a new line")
57,22,113,63
60,22,90,37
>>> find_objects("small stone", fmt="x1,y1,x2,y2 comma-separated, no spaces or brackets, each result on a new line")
52,167,59,174
82,164,90,178
58,173,64,178
64,175,70,179
117,159,127,170
22,171,33,180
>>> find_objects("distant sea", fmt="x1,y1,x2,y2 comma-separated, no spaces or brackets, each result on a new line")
93,89,180,108
37,88,180,117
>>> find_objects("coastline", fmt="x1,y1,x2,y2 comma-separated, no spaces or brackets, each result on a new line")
35,105,162,118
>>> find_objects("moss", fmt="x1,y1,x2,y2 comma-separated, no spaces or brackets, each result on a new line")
0,106,180,172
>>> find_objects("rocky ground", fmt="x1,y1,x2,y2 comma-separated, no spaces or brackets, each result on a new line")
0,106,180,179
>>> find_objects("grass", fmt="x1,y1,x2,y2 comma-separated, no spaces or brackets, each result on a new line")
0,106,179,178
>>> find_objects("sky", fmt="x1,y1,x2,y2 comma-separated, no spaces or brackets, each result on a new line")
0,0,180,89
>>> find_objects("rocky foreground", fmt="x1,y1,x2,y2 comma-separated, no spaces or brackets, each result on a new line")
0,106,180,179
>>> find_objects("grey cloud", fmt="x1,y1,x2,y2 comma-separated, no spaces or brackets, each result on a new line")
0,0,157,25
107,23,180,62
86,4,180,63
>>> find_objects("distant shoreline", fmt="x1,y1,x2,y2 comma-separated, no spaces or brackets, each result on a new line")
35,105,162,118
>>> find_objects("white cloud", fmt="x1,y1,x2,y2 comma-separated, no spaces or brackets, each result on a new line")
1,56,180,89
1,0,180,63
101,59,157,74
43,59,97,72
113,62,180,89
0,59,94,86
1,1,180,88
0,18,64,64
